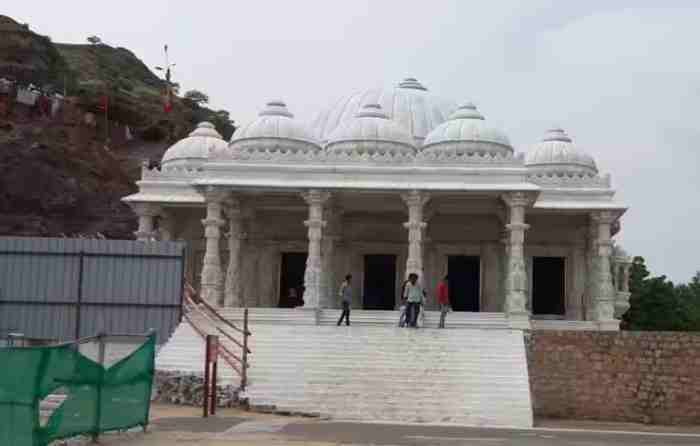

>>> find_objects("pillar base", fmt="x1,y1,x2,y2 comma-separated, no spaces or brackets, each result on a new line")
294,306,321,325
507,313,531,330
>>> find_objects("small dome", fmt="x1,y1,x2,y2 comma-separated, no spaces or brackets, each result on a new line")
310,78,456,146
230,100,320,153
161,122,228,168
525,128,597,175
325,103,416,157
421,102,512,156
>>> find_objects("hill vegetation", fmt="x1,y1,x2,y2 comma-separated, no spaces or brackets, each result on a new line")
0,14,235,237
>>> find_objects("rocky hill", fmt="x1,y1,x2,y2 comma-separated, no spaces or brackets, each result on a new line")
0,14,234,238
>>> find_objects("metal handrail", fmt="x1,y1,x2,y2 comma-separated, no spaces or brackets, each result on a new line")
181,282,251,389
184,298,250,359
193,290,251,336
182,312,242,376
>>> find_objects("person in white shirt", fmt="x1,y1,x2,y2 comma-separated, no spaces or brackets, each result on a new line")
403,273,425,328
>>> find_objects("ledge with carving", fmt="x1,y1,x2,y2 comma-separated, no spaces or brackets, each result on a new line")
415,150,523,166
225,137,322,159
141,164,204,180
212,144,525,167
527,172,612,188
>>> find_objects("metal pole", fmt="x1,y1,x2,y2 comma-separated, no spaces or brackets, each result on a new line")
242,308,249,390
75,251,84,341
203,335,211,418
92,332,106,443
211,360,217,415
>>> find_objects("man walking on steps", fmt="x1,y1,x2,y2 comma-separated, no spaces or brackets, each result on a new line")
404,273,424,328
337,274,352,326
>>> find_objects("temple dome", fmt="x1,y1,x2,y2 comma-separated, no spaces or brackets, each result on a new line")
310,78,456,146
161,122,228,168
325,103,416,156
525,128,597,175
421,102,512,156
230,100,321,153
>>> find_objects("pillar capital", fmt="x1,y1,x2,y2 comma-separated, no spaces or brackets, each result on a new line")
129,202,162,217
400,190,430,209
301,189,331,206
198,185,229,204
500,191,536,209
591,210,618,225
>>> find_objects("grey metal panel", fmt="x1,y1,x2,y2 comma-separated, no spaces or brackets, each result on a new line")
0,303,76,340
0,237,185,343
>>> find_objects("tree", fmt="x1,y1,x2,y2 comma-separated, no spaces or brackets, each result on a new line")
209,109,236,140
183,90,209,107
623,258,700,331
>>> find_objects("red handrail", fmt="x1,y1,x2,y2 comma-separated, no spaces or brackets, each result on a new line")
181,281,251,390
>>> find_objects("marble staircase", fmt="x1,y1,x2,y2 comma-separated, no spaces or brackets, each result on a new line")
156,309,533,427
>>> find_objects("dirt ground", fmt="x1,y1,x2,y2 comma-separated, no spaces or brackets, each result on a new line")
65,404,328,446
61,404,700,446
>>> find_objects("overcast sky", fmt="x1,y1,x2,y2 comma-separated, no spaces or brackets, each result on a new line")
6,1,699,283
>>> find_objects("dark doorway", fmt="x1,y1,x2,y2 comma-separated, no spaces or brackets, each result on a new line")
278,252,307,308
447,256,480,312
363,255,397,310
532,257,566,316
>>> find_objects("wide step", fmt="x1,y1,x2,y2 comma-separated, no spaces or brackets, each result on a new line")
156,309,533,427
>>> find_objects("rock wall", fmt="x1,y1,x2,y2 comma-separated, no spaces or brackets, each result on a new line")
527,331,700,425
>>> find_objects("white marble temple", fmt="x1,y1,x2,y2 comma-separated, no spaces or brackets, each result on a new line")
124,78,632,330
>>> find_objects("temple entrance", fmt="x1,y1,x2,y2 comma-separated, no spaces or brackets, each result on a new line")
278,252,307,308
363,254,397,310
532,257,566,316
447,256,480,312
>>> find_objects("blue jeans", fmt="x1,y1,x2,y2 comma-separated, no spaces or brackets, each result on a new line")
407,302,420,327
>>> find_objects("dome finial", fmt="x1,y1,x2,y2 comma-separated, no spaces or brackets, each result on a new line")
398,77,428,91
356,103,389,119
448,102,484,120
543,127,572,143
259,100,294,118
188,121,223,138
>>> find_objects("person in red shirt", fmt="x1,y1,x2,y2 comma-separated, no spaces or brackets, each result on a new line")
437,275,450,328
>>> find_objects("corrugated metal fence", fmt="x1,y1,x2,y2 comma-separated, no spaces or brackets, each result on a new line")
0,237,185,343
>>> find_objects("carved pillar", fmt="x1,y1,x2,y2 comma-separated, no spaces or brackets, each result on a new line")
501,192,533,328
569,243,587,320
401,190,430,279
322,205,342,308
622,262,631,292
240,207,260,307
131,203,161,241
157,211,175,241
591,211,618,329
200,188,226,306
499,229,510,311
614,252,633,319
258,244,278,307
224,198,242,307
302,190,330,309
585,224,597,320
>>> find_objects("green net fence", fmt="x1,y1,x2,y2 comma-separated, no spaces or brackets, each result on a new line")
0,332,156,446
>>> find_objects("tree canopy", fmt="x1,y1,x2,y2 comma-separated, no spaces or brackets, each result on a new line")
183,89,209,106
622,256,700,331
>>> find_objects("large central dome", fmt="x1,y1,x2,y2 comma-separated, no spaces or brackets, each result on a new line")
310,78,456,146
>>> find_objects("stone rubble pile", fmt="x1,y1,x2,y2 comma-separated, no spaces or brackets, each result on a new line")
153,370,244,408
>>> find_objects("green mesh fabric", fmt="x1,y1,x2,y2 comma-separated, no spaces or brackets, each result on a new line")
0,334,155,446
